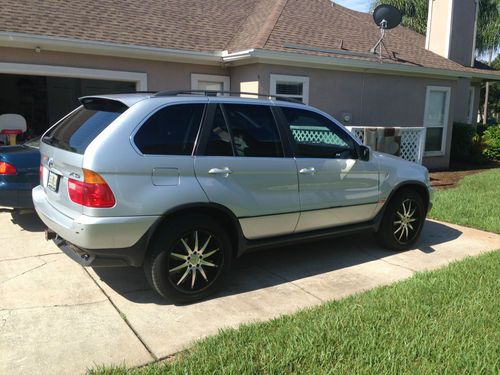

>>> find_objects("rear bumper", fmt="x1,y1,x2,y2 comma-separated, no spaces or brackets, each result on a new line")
51,234,149,267
33,185,159,251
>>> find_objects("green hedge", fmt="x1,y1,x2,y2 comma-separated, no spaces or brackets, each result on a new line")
450,123,499,163
482,125,500,160
450,123,477,162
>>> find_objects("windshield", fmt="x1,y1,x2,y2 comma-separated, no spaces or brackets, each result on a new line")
42,99,128,154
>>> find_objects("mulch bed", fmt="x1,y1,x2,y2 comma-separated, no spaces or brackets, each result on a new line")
429,161,499,189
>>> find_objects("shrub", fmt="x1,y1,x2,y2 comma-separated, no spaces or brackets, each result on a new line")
482,125,500,160
450,122,477,162
476,124,488,135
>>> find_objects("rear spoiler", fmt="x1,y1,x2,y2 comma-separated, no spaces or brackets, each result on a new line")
79,97,129,112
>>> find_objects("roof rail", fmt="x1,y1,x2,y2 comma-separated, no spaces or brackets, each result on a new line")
153,90,305,104
111,91,158,95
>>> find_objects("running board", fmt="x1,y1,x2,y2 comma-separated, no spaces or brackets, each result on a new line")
240,220,377,255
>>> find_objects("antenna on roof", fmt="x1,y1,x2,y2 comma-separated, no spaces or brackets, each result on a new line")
370,4,402,61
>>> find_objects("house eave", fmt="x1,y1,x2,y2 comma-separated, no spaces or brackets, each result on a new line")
223,49,500,81
1,33,497,81
0,32,223,65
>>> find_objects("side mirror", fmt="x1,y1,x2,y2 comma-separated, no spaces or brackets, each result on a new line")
359,145,370,161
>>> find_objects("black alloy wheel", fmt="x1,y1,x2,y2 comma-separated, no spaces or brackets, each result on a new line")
376,189,425,251
144,214,232,303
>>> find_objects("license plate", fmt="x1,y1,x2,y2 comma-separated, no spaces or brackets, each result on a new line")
47,171,60,192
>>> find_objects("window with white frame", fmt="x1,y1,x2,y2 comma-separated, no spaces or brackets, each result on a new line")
270,74,310,104
423,86,451,155
191,74,230,93
467,87,475,124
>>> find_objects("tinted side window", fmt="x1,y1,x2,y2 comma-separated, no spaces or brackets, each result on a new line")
224,104,283,157
43,100,127,154
204,105,234,156
281,107,356,159
134,104,204,155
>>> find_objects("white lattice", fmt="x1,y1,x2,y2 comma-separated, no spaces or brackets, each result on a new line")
400,129,425,163
291,126,345,145
350,128,365,143
347,126,426,164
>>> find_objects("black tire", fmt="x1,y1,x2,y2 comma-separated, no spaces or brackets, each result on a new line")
375,189,426,251
144,214,232,304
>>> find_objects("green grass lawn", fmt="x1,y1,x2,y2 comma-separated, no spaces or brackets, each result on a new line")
429,168,500,233
90,251,500,375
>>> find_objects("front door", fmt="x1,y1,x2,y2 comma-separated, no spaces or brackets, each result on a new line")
279,106,380,232
194,103,300,239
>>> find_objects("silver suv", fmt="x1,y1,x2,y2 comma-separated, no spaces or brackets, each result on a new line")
33,91,432,303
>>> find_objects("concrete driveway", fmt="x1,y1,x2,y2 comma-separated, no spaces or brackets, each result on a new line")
1,209,499,375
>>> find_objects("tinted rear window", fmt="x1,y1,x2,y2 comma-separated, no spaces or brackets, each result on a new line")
134,104,205,155
42,100,127,154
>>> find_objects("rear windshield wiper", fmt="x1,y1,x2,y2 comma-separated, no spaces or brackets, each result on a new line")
42,136,54,145
42,136,61,148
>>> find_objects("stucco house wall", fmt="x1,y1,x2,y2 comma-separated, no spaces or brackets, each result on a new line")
230,63,460,169
0,46,228,91
0,46,488,170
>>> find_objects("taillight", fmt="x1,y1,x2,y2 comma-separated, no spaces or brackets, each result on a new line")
68,169,115,208
0,161,17,175
39,164,43,185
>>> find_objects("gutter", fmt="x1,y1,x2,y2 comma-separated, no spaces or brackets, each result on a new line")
0,32,497,81
0,32,223,65
222,49,500,81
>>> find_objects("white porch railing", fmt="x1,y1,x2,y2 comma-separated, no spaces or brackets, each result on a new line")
346,126,427,164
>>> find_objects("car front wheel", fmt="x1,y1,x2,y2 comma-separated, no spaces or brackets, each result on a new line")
144,214,232,304
375,189,426,251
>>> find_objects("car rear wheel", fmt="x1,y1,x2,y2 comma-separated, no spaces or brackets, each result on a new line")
144,214,232,304
375,189,425,251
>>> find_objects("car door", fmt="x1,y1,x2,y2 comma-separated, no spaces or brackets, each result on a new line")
194,102,300,239
278,106,380,233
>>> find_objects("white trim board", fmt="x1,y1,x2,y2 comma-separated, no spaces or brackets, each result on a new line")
2,31,498,82
467,86,475,124
0,62,148,90
425,0,433,50
0,32,222,65
223,49,500,81
191,73,230,91
270,74,310,104
445,0,454,58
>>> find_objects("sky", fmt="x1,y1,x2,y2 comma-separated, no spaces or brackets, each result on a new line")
333,0,371,13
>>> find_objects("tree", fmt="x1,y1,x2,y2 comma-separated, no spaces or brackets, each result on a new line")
476,0,500,123
371,0,428,34
479,55,500,123
372,0,500,123
476,0,500,55
370,0,499,56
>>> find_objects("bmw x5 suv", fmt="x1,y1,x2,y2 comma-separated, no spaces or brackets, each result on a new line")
33,91,432,303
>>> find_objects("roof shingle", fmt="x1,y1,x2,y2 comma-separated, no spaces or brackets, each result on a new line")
0,0,497,77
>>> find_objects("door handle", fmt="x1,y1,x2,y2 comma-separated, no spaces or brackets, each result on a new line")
299,167,316,175
208,167,233,177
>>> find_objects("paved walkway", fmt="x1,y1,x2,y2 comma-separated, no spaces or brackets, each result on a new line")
1,209,499,374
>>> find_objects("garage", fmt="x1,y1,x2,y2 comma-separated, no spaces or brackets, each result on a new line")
0,63,148,144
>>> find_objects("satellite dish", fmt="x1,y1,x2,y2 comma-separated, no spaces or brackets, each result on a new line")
373,4,402,30
370,4,402,59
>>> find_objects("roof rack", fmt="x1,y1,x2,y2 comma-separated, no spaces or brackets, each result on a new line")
110,91,158,95
153,90,305,104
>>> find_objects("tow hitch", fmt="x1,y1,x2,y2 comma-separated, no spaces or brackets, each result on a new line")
44,229,57,241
